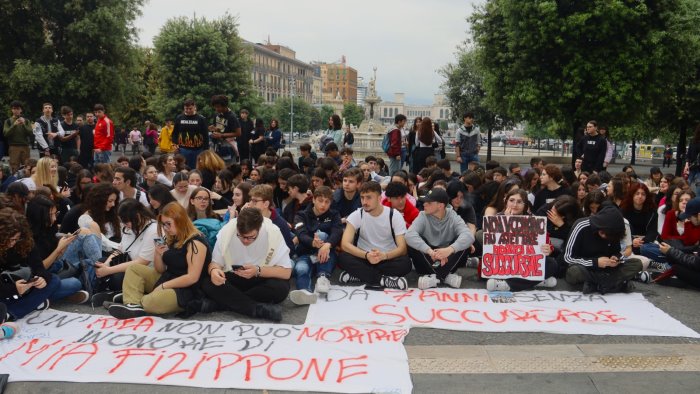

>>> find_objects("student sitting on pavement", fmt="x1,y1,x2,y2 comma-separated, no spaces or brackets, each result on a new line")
382,181,420,228
563,202,643,294
404,188,474,290
338,181,411,290
658,240,700,289
289,186,343,305
107,202,210,319
331,167,363,223
202,208,291,322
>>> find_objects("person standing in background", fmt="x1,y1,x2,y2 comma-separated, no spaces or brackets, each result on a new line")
3,101,33,174
159,119,175,154
93,104,114,164
78,112,95,170
238,109,253,163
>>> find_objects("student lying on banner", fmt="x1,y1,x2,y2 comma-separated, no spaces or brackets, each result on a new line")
563,201,643,294
485,189,559,292
107,202,211,319
202,207,291,322
405,188,474,290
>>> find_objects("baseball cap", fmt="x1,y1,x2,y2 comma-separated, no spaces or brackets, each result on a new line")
419,188,449,205
678,197,700,220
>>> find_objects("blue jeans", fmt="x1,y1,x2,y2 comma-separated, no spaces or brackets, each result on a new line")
94,150,111,164
5,274,61,319
55,234,102,290
293,231,335,292
179,148,203,170
460,152,479,173
50,277,83,300
640,242,667,264
388,156,401,176
400,147,407,168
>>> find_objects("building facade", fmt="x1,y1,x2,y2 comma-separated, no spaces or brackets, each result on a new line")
376,93,452,123
315,62,358,105
248,42,314,105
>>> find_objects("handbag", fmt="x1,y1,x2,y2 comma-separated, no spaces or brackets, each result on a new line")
109,222,152,267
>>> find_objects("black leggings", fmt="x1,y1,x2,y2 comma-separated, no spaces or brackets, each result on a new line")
338,253,412,285
504,257,558,291
408,246,469,280
202,273,289,317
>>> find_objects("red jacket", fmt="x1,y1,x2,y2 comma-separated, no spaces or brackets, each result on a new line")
382,196,419,228
94,115,114,151
662,209,700,246
387,128,402,157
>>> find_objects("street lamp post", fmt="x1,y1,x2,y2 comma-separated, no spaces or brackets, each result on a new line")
289,76,295,146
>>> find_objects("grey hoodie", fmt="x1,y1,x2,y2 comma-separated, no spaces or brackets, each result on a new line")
405,206,474,253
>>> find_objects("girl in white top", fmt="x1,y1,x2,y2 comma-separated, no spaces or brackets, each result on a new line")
78,183,121,252
156,154,177,187
94,199,158,292
19,156,57,192
170,172,198,208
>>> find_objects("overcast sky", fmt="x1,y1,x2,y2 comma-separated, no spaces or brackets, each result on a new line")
136,0,478,105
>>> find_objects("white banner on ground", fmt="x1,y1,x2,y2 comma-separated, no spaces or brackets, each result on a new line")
0,310,412,393
306,286,700,338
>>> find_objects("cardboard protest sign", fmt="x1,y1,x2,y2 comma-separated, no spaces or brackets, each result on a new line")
306,286,700,338
0,310,413,393
482,215,547,281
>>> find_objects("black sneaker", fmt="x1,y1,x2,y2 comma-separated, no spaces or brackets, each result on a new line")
113,293,123,303
253,303,282,322
339,270,361,284
91,291,117,308
35,300,50,311
108,303,146,319
380,276,408,290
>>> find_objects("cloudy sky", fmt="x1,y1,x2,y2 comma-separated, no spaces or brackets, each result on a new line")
136,0,478,104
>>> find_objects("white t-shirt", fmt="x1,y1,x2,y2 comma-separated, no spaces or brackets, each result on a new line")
171,184,199,208
129,130,142,143
120,188,149,207
78,213,119,251
212,224,291,269
119,221,158,266
157,172,173,187
18,177,37,191
346,206,407,252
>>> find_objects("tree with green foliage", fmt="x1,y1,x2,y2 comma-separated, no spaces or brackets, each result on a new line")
318,105,336,130
273,97,315,134
440,48,511,160
470,0,700,166
342,103,364,127
0,0,144,116
152,14,260,121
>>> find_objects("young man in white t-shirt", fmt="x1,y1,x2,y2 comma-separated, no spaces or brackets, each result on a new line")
112,167,149,207
202,208,291,322
338,181,411,289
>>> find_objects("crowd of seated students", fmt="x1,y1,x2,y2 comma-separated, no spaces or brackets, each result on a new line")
3,116,700,339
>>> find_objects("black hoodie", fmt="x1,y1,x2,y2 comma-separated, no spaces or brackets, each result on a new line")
563,203,625,270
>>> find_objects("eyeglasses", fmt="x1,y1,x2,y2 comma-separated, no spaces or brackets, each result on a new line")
237,232,258,242
194,196,210,202
249,198,263,204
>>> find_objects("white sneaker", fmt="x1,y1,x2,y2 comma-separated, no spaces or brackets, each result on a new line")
536,277,557,288
315,275,331,294
289,289,318,305
417,274,439,290
486,279,510,291
443,273,462,289
339,270,361,284
380,276,408,290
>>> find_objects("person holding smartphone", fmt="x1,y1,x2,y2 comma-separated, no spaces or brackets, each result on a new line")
202,207,292,322
107,202,210,319
0,208,60,320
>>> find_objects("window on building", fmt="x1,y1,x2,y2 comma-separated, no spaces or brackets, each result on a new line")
383,108,387,117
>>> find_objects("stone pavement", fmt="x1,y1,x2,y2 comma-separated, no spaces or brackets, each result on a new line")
5,267,700,393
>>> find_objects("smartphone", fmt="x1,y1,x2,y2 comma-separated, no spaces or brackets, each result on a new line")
231,265,244,271
55,232,68,238
365,284,385,291
154,237,166,246
72,228,82,236
26,276,40,283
